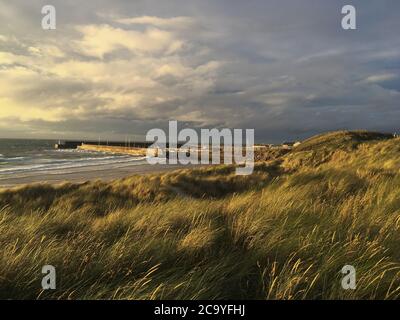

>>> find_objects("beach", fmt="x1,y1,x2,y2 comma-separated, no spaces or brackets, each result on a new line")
0,162,186,188
0,139,186,188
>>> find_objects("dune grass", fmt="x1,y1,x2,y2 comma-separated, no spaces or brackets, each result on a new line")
0,130,399,299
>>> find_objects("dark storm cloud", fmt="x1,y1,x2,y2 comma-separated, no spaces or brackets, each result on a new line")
0,0,399,142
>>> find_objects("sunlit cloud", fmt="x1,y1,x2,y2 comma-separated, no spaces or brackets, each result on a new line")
75,24,185,58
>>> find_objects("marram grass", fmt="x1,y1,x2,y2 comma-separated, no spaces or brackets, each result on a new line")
0,130,400,299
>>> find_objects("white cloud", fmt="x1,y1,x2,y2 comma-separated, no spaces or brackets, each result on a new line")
364,73,398,83
0,16,224,127
75,24,185,58
116,16,195,29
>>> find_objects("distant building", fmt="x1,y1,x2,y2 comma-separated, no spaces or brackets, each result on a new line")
279,141,302,149
282,141,295,148
293,141,301,147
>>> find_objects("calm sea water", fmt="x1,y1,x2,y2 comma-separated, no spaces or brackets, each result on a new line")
0,139,147,178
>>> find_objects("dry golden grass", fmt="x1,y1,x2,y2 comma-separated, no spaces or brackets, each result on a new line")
0,131,399,299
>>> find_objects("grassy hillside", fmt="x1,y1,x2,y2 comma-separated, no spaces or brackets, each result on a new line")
1,130,400,299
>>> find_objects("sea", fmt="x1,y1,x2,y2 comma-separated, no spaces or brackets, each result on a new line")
0,139,148,180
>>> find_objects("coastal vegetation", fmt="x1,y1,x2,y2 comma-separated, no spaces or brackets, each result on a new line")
0,130,399,299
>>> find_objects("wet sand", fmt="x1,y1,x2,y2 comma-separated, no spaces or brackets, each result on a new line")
0,163,187,188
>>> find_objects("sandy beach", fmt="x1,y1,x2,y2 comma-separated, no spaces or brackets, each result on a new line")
0,162,186,188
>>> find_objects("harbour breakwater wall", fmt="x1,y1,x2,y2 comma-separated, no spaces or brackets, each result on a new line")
55,140,276,161
77,144,155,157
55,140,155,149
76,144,228,159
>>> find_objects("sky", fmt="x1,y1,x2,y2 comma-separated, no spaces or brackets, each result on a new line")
0,0,399,143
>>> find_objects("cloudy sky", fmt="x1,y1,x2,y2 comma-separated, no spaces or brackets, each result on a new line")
0,0,399,142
